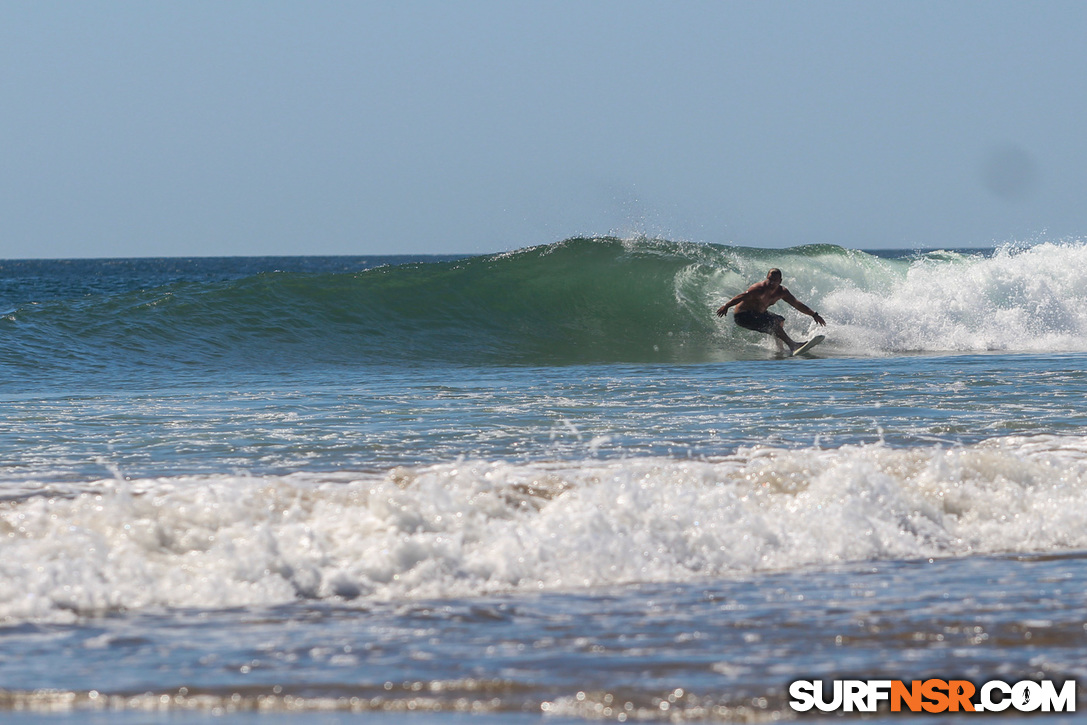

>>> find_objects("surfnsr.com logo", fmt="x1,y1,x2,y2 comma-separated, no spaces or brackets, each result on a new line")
789,679,1076,713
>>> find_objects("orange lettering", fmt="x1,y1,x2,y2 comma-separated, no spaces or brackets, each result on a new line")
891,680,922,712
921,679,949,713
948,680,976,712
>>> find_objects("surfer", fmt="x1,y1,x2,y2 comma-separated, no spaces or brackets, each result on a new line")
716,268,825,353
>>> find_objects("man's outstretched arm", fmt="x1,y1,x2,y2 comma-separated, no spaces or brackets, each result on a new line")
716,292,748,317
781,290,826,326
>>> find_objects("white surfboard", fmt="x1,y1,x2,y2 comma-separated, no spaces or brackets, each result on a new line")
791,334,825,357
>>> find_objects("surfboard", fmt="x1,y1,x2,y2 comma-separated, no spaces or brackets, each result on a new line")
791,335,825,357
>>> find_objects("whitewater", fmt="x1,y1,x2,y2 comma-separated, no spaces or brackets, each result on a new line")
2,238,1086,723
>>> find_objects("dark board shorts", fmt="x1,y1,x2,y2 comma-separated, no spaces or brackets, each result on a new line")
734,310,784,334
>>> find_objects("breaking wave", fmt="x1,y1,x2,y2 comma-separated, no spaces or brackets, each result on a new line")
4,434,1087,622
3,237,1087,374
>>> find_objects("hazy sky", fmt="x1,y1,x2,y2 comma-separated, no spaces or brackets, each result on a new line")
2,1,1086,258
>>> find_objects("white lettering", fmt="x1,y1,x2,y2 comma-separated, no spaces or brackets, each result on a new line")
788,680,816,712
866,680,892,711
1013,681,1042,712
1040,680,1076,712
843,680,867,712
813,680,843,712
981,680,1011,712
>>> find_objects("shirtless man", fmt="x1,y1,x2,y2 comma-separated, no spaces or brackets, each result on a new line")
716,268,826,352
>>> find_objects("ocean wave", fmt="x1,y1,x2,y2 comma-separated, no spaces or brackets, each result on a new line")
3,237,1087,373
4,434,1086,622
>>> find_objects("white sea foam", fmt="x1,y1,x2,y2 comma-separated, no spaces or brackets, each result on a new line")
3,435,1087,622
694,240,1087,356
821,242,1087,354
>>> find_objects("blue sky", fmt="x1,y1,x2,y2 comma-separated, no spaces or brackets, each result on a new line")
2,1,1086,258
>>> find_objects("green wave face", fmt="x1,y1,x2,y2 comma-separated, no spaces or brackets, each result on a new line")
4,237,1086,375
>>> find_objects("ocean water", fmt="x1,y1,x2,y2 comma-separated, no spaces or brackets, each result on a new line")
2,237,1087,723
